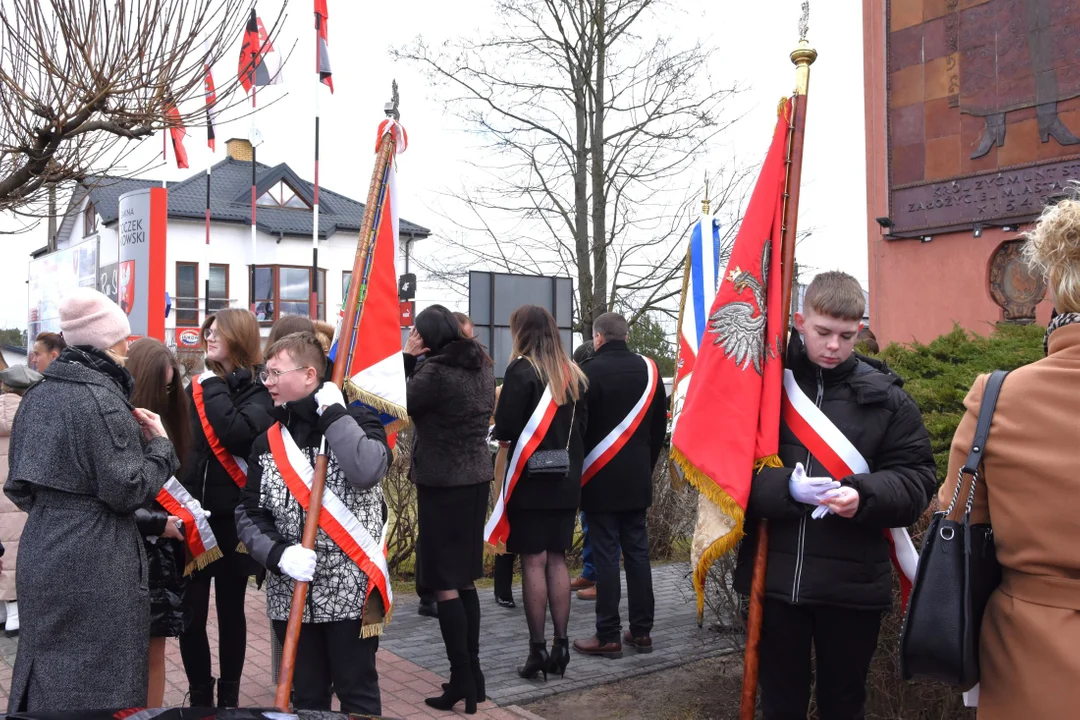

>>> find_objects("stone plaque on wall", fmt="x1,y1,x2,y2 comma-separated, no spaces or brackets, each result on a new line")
988,239,1046,322
887,0,1080,236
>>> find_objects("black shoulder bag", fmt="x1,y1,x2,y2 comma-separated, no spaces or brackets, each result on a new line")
898,369,1008,690
526,402,575,478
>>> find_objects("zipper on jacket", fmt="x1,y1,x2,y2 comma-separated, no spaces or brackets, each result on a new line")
201,463,209,506
791,367,824,604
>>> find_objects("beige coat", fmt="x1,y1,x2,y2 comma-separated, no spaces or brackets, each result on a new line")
0,392,24,601
939,323,1080,720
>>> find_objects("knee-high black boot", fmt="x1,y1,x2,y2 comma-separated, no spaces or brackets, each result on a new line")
461,588,485,700
425,598,477,714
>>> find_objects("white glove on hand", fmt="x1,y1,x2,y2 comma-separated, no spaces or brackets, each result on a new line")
811,489,844,519
279,545,317,582
789,462,841,508
314,383,346,416
197,370,219,385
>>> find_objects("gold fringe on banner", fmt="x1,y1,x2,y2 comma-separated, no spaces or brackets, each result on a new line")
235,542,250,555
673,449,784,623
183,545,224,577
344,380,409,428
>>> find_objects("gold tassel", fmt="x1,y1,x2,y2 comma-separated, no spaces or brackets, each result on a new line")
183,545,224,577
235,541,250,555
755,454,783,471
343,381,409,424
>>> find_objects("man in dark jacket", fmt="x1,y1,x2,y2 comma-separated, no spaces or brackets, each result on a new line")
573,313,668,658
733,272,936,719
236,332,392,716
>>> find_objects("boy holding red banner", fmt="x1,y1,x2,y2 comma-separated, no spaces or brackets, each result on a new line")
733,271,935,719
236,332,392,716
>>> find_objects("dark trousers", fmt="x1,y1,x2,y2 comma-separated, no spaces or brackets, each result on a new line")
272,619,381,716
180,565,249,684
494,552,517,601
586,509,654,643
758,598,883,720
415,536,435,605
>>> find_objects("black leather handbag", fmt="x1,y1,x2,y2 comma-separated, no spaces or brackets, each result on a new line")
526,403,575,478
898,369,1008,690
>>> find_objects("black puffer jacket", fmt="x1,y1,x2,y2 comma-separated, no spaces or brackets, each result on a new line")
407,339,495,488
135,506,189,638
733,333,936,610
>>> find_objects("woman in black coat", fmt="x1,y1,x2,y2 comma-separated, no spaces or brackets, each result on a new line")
180,308,274,707
493,305,587,682
128,339,197,708
406,305,495,714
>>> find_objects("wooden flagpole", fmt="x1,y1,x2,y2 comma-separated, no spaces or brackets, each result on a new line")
739,7,817,719
274,84,402,711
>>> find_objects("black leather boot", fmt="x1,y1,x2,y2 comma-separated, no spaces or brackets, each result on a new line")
425,598,477,714
217,679,241,708
549,636,570,677
461,588,485,700
518,640,550,681
188,678,215,708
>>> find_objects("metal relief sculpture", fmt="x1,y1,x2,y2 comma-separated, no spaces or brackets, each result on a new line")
988,238,1047,322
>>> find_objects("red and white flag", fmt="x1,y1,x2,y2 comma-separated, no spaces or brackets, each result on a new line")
582,355,658,485
238,8,283,93
781,369,919,610
166,102,189,169
268,423,392,631
315,0,333,92
484,386,559,550
156,477,221,575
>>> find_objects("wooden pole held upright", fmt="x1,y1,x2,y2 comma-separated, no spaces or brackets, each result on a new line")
274,86,402,712
738,23,817,720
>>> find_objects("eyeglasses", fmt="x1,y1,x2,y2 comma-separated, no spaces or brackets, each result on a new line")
203,327,217,340
258,366,310,384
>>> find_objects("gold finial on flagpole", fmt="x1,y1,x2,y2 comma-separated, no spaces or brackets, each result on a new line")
792,1,817,96
702,174,711,214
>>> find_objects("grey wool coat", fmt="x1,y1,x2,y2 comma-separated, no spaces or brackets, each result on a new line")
3,359,179,712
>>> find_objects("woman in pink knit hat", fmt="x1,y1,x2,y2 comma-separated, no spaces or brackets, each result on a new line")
3,288,180,712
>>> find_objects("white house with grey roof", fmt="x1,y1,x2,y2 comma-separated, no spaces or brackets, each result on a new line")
43,137,430,342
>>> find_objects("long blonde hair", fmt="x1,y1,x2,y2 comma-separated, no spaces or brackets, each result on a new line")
1025,185,1080,314
509,305,586,405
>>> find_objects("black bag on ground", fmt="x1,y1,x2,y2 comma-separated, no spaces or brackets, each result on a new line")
898,369,1008,691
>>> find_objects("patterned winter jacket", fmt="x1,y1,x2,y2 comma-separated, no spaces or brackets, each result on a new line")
236,386,391,624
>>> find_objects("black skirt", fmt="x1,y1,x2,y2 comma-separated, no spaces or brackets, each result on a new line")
505,507,576,555
416,482,489,591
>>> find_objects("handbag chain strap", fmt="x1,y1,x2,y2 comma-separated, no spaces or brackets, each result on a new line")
564,401,576,452
944,369,1010,516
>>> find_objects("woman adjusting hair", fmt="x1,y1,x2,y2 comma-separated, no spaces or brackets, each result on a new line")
180,308,274,708
488,305,587,683
4,288,178,711
406,305,495,714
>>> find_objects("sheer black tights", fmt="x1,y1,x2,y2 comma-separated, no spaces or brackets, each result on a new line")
520,550,570,642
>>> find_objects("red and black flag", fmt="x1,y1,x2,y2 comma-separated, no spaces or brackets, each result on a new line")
166,101,189,169
203,44,218,151
315,0,333,92
238,7,283,93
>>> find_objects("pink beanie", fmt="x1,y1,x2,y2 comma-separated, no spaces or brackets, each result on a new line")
59,288,131,350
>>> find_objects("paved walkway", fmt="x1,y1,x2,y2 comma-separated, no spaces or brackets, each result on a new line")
0,561,736,718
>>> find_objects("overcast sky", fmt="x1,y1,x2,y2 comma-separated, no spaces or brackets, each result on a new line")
0,0,866,329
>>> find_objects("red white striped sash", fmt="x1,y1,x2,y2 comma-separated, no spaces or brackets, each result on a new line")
192,379,249,487
781,368,919,610
267,423,393,613
156,477,221,575
582,355,658,485
484,385,559,548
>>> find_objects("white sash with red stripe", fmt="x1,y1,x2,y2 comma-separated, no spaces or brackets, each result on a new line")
484,385,559,548
582,355,658,485
191,379,249,487
267,423,393,615
781,368,919,610
156,477,221,575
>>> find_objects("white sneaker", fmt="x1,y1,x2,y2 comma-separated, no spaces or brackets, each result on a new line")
5,601,18,635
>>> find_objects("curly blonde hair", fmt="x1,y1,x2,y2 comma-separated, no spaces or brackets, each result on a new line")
1024,185,1080,313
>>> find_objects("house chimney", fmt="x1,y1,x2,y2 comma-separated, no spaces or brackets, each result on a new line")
225,138,253,162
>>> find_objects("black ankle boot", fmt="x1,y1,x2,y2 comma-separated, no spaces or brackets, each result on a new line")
425,598,477,714
518,640,550,681
549,636,569,678
217,679,240,708
188,678,215,707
